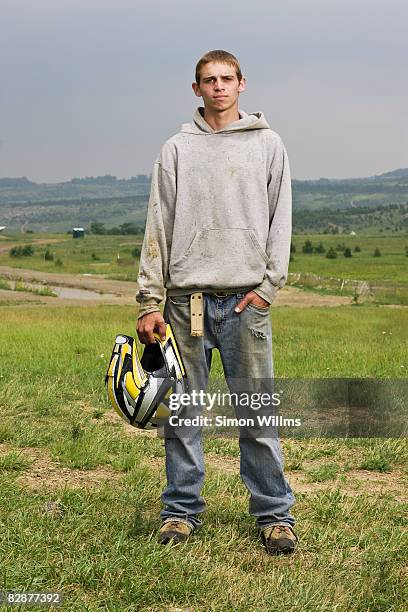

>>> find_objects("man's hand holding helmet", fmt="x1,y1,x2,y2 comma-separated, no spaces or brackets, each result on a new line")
137,312,167,344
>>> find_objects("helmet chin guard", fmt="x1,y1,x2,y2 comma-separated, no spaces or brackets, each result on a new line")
105,324,187,429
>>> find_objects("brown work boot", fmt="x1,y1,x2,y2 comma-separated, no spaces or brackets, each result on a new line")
158,520,193,545
260,524,298,555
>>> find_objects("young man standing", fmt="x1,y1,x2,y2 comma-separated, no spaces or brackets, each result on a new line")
136,50,297,555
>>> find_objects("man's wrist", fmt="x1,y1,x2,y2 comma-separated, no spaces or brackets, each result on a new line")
137,304,161,319
253,286,278,304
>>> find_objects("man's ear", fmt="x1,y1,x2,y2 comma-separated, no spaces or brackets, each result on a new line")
238,76,246,94
192,82,201,97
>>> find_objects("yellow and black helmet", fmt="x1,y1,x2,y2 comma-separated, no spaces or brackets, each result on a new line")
105,324,187,429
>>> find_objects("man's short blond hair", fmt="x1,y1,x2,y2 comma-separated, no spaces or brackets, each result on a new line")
195,50,242,84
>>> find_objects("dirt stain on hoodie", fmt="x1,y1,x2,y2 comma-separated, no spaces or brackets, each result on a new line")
147,235,159,259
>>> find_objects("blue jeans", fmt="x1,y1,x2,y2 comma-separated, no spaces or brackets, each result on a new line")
161,293,295,530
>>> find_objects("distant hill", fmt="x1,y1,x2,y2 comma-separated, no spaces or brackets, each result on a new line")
374,168,408,179
294,201,408,234
0,174,151,206
0,170,407,234
292,168,408,212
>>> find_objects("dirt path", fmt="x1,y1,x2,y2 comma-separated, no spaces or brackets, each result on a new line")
0,265,137,294
0,265,351,307
275,286,350,307
0,265,137,305
0,288,132,307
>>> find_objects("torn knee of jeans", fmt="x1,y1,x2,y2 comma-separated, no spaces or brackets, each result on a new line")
249,328,267,340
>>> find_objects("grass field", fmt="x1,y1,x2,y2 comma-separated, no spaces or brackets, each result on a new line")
0,234,143,281
290,235,408,284
0,304,407,610
1,233,408,286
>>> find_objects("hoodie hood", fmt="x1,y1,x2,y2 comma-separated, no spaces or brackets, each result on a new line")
181,107,270,135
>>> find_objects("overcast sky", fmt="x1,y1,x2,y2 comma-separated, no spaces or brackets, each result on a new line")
1,0,407,182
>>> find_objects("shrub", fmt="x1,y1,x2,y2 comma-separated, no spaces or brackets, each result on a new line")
55,259,63,267
131,246,141,258
44,249,54,261
344,248,352,258
9,245,34,258
106,223,144,235
91,253,100,261
314,242,326,254
290,242,296,254
373,248,381,257
302,240,314,254
326,247,337,259
22,245,34,256
354,245,361,252
90,221,106,235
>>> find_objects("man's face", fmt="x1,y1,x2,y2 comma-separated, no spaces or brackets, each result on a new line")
192,61,246,113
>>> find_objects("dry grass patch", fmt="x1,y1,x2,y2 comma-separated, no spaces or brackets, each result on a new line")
0,444,121,491
196,449,407,501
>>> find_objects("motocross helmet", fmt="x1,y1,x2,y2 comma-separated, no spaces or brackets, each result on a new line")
105,324,187,429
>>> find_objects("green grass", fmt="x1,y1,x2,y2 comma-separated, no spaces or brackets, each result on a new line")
273,306,407,378
306,462,341,482
0,233,142,280
14,279,33,292
1,233,408,287
0,303,406,609
360,453,392,473
0,304,406,385
289,234,408,283
0,479,405,611
0,277,12,290
0,450,33,472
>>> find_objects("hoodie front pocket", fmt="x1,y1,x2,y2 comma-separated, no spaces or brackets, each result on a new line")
248,230,269,265
169,228,269,289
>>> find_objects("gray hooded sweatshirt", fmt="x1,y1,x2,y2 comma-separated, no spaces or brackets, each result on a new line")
136,108,292,317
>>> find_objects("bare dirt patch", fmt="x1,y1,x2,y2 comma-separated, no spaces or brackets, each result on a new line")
201,452,407,500
0,265,136,305
0,265,135,295
19,457,121,491
287,469,406,499
274,286,350,307
0,289,44,304
140,451,406,500
96,408,157,436
205,453,240,475
2,440,404,500
0,444,121,491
